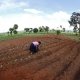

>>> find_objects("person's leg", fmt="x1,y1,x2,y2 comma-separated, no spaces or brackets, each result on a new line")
29,43,34,54
33,46,39,53
32,46,37,54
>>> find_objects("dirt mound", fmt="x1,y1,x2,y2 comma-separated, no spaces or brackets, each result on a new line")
0,35,80,80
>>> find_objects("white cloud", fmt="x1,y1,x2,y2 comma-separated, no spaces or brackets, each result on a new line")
24,8,43,14
47,11,70,20
0,10,72,33
0,0,29,10
46,11,71,29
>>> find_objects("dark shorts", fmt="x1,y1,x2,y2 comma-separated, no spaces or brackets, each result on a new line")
29,43,38,53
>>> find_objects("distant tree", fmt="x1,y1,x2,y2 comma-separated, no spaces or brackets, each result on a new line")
24,28,29,33
7,31,9,35
60,25,62,28
42,26,45,32
45,26,49,33
8,24,18,35
52,29,55,31
9,28,14,35
68,12,80,36
33,28,38,33
63,28,65,32
56,30,61,35
13,24,18,29
13,24,18,34
13,29,17,34
29,28,33,33
39,26,43,32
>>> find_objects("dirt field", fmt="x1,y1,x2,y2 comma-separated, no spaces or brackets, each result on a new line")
0,34,80,80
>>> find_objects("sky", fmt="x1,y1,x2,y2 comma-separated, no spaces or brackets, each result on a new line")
0,0,80,33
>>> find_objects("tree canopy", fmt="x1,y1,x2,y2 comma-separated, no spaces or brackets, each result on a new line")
8,24,18,35
69,12,80,35
33,28,38,33
13,24,18,29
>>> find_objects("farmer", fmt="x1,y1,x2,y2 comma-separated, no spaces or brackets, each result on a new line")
29,41,41,54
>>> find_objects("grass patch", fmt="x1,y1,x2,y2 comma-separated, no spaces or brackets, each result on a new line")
0,32,47,41
62,32,80,41
0,31,80,42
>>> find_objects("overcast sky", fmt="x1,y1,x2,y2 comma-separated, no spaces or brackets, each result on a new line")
0,0,80,33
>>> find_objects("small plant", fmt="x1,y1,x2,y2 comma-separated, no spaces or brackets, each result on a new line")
56,30,61,35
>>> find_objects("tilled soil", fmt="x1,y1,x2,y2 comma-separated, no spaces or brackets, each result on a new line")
0,34,80,80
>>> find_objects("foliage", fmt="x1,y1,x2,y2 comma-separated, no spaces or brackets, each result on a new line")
29,28,33,33
13,29,17,34
8,24,18,35
9,28,14,32
24,28,29,32
68,12,80,36
38,26,49,33
13,24,18,29
33,28,38,33
56,30,61,35
39,27,43,32
45,26,49,33
9,28,14,35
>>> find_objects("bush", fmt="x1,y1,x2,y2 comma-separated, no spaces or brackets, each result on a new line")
56,30,61,35
33,28,38,33
13,30,18,34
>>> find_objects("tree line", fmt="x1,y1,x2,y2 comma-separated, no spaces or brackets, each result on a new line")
8,25,50,35
7,24,66,36
24,26,49,33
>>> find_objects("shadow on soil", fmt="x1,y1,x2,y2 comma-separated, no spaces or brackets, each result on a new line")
74,69,80,80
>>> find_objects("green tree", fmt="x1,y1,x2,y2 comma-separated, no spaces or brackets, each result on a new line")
9,28,14,35
13,24,18,34
13,29,17,34
13,24,18,29
8,24,18,35
24,28,29,33
42,26,45,32
29,28,33,33
56,30,61,35
33,28,38,33
39,26,43,32
45,26,49,33
69,12,80,36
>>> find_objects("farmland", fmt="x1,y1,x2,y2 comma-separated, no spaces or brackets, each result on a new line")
0,34,80,80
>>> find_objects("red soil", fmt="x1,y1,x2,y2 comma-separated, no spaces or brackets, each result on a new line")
0,34,80,80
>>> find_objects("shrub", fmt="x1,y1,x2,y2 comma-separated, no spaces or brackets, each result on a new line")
33,28,38,33
56,30,61,35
